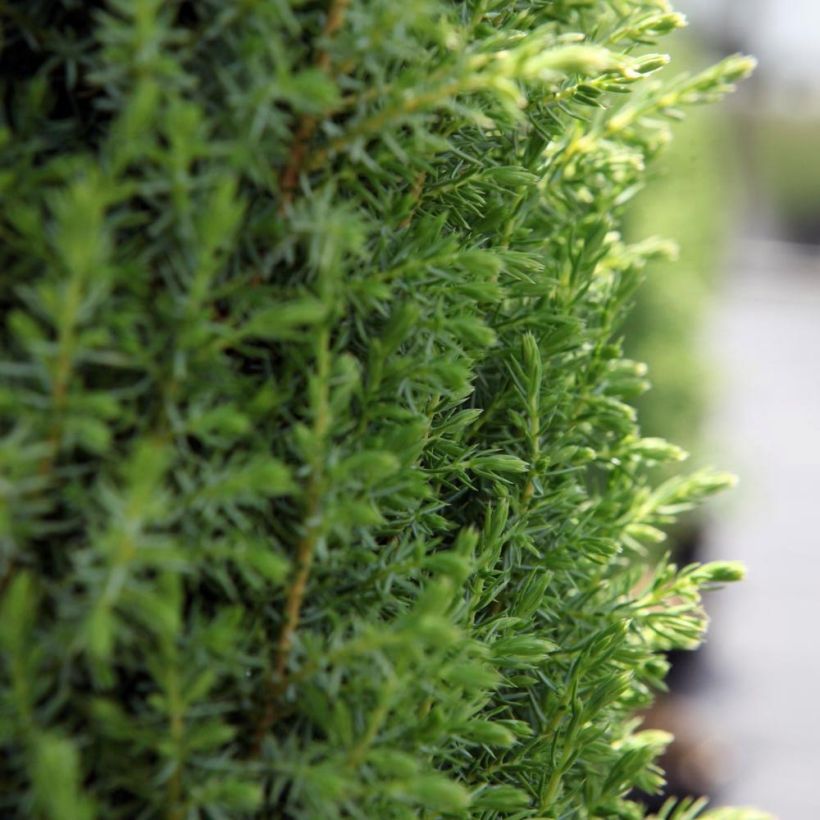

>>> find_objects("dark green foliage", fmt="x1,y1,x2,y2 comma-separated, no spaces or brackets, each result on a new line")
0,2,755,817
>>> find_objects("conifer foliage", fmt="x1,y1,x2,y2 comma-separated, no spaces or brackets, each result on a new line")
0,2,755,817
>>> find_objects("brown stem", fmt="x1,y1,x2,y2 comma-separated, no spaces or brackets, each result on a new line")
315,0,349,72
278,0,350,208
250,330,330,756
250,0,347,749
279,116,318,207
398,172,427,229
249,489,322,755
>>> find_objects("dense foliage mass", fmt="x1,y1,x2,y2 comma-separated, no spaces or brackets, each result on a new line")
0,1,756,817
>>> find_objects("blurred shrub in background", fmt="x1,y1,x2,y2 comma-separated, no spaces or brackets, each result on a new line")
625,42,738,539
748,114,820,244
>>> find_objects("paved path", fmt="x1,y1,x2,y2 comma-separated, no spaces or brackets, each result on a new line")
697,239,820,818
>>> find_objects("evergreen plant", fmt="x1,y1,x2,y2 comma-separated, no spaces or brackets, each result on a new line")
0,1,758,817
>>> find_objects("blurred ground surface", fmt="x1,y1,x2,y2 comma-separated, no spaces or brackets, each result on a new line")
697,238,820,818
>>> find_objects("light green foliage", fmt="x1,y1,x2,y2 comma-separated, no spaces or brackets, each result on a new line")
0,1,756,817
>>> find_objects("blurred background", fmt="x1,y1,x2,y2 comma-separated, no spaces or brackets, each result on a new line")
630,2,820,816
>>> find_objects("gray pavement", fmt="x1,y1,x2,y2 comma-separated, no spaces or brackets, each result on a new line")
697,239,820,818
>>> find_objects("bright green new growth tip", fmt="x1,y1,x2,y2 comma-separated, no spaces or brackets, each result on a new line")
0,1,756,817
